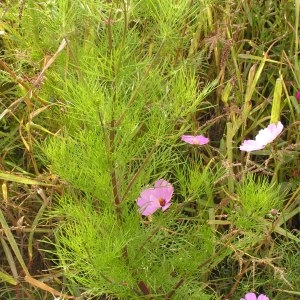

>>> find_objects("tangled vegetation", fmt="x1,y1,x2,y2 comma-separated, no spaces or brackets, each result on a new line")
0,1,299,299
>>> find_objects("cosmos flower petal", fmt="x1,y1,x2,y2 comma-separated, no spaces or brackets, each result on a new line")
181,135,209,145
139,188,155,200
161,202,172,211
257,295,269,300
240,293,269,300
239,140,265,152
154,179,173,190
137,195,161,216
240,121,283,152
137,190,153,207
244,293,257,300
255,122,283,145
267,121,283,141
154,179,174,200
296,90,300,100
255,128,272,145
136,179,174,216
139,204,160,216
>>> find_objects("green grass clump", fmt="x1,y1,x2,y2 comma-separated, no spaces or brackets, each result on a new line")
231,174,283,233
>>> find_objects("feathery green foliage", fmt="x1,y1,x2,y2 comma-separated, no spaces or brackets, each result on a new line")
0,0,300,299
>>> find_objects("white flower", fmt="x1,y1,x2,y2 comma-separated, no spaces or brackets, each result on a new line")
240,121,283,152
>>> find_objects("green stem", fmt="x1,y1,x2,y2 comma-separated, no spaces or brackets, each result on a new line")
226,122,234,193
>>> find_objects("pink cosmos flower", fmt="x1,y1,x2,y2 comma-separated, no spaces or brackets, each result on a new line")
240,292,269,300
137,179,174,216
296,90,300,101
181,135,209,145
239,121,283,152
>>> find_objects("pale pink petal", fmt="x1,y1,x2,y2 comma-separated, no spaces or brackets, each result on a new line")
256,122,283,145
257,294,269,300
240,121,283,153
161,202,172,211
255,128,273,145
154,179,174,203
137,179,174,216
139,188,155,200
137,188,158,211
160,189,173,204
137,195,161,216
239,140,265,152
181,135,209,145
137,194,151,208
154,179,172,189
149,189,173,206
138,204,159,216
244,293,257,300
267,121,283,142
